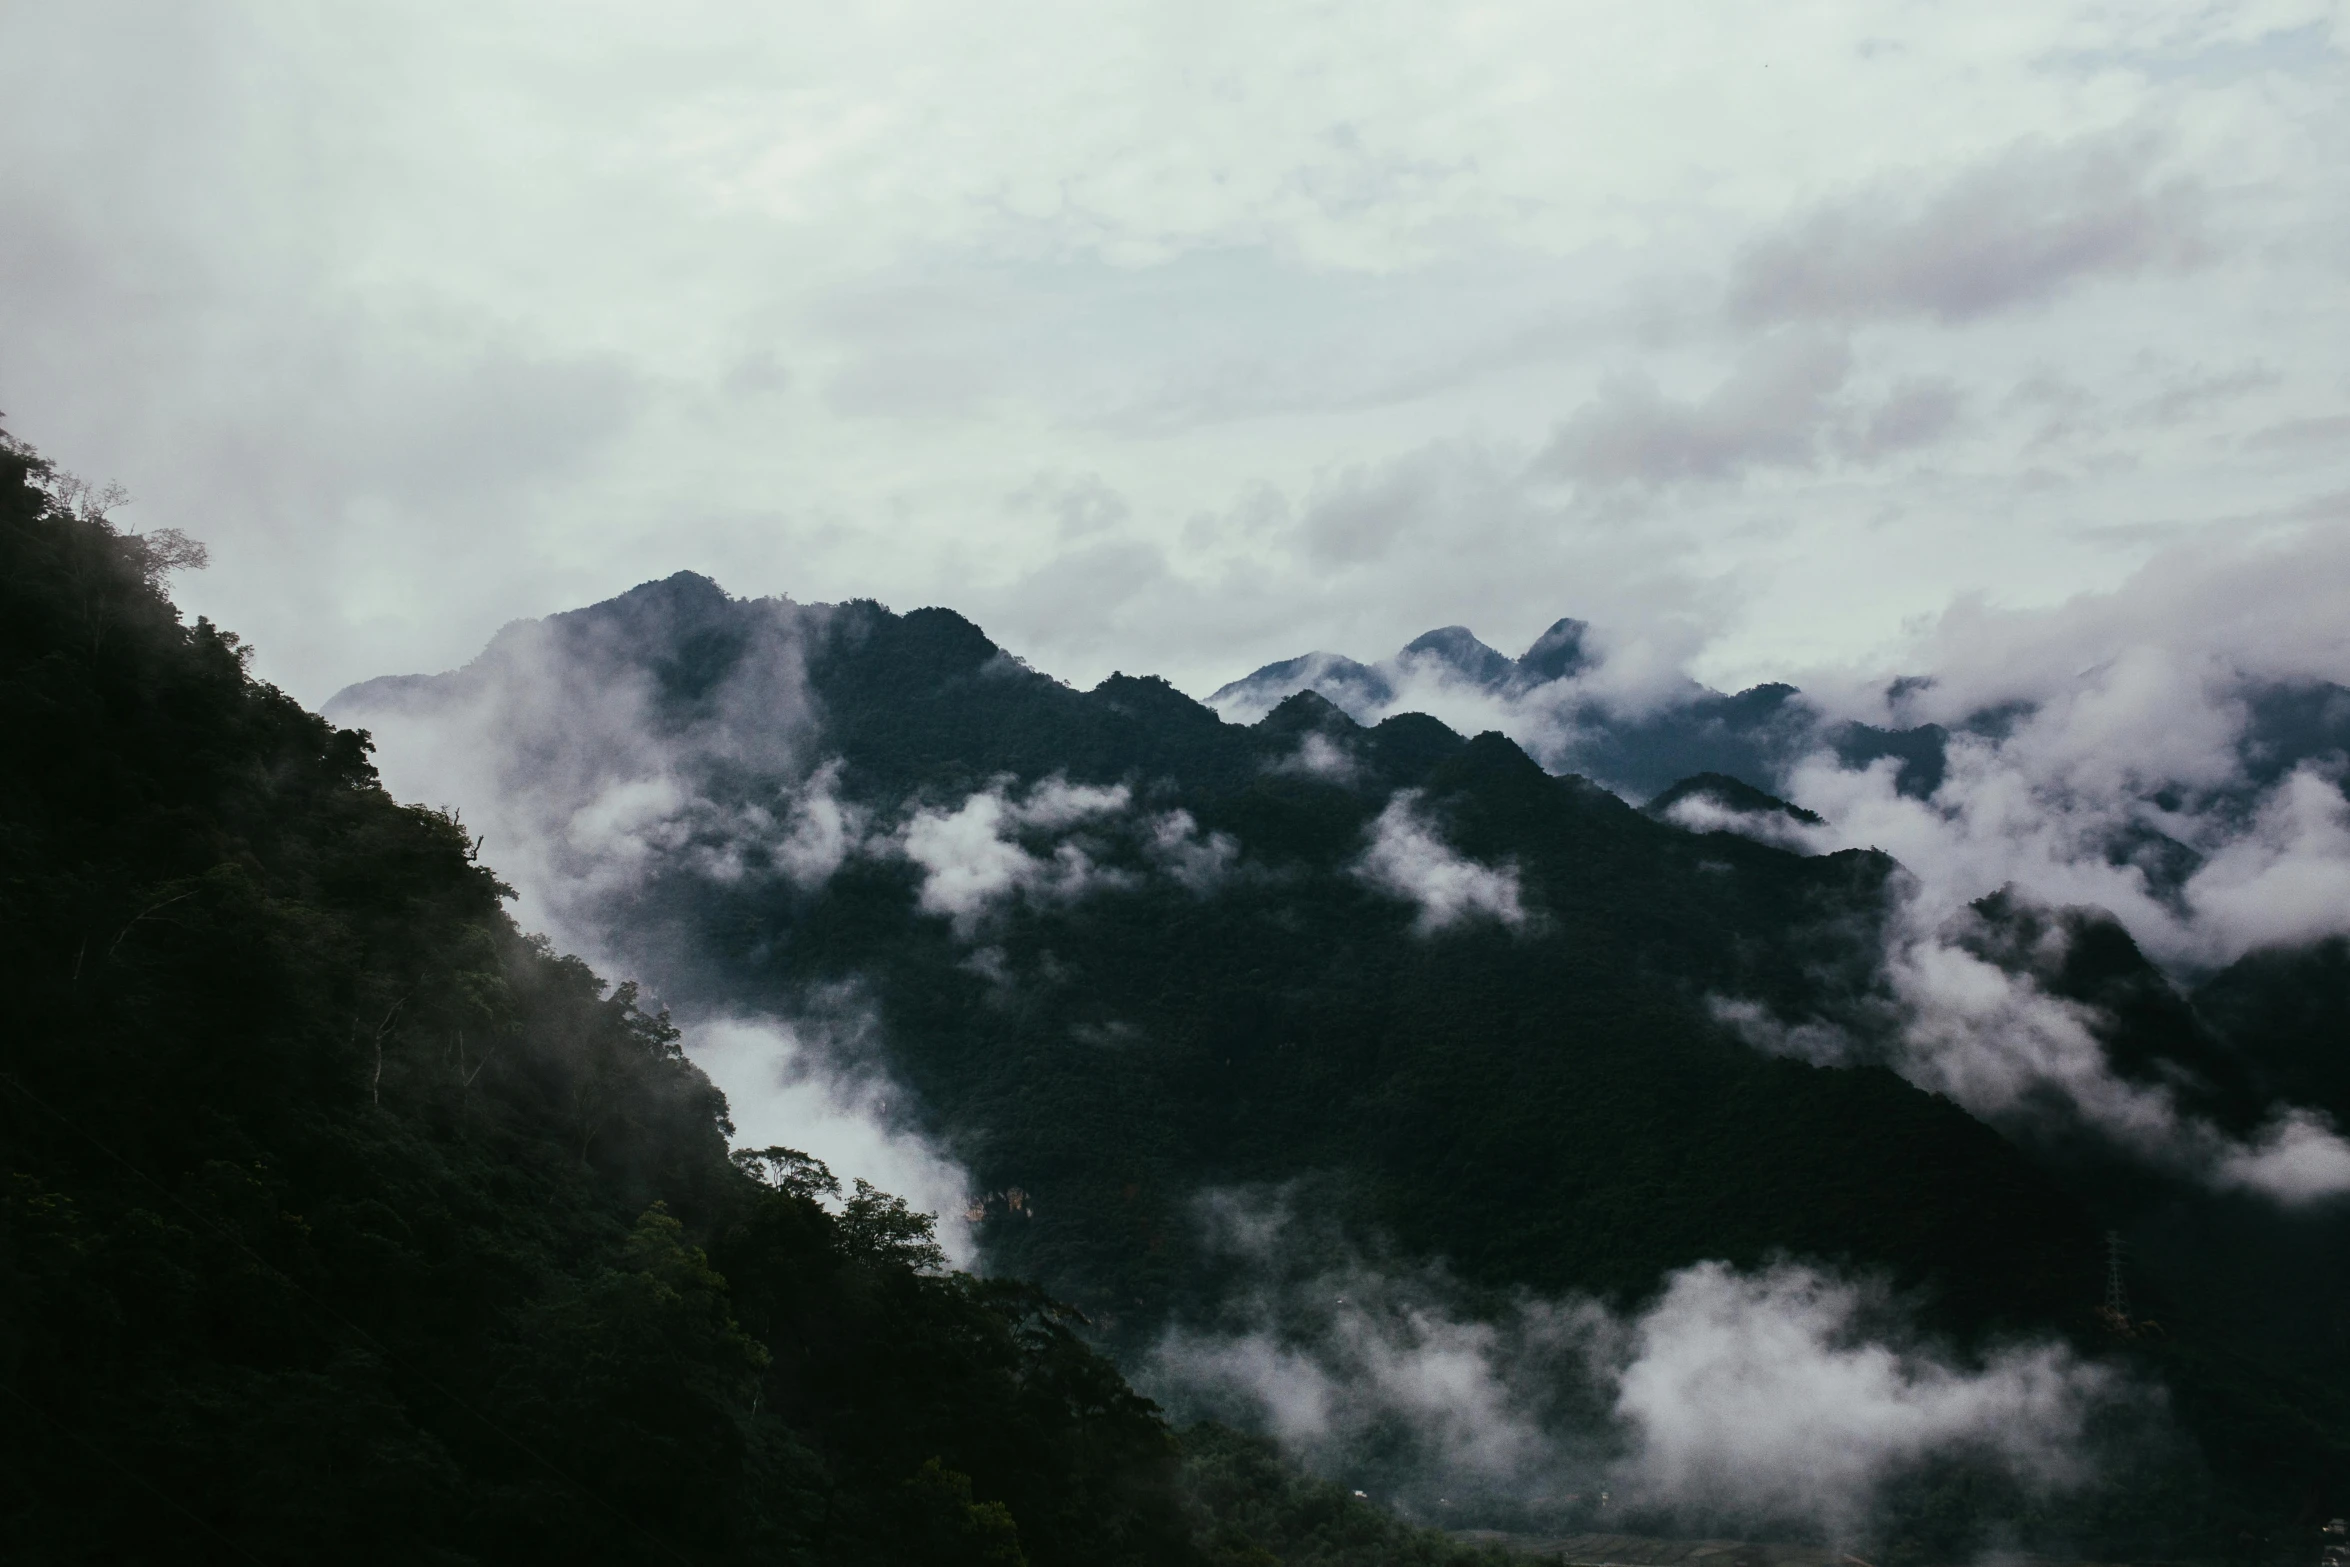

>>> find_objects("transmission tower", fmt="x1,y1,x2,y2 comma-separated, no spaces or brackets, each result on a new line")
2103,1230,2130,1320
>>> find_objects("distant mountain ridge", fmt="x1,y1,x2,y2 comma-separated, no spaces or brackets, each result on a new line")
1206,619,1931,802
1204,616,2350,904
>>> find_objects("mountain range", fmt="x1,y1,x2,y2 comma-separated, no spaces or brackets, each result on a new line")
325,569,2350,1547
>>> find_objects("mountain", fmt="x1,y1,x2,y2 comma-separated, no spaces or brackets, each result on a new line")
1207,625,1868,801
1207,619,1595,730
330,570,2350,1548
0,437,1560,1566
1642,772,1825,831
333,576,2076,1319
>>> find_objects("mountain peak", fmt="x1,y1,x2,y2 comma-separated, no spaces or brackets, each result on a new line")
1515,616,1595,685
1396,625,1514,686
1645,771,1823,826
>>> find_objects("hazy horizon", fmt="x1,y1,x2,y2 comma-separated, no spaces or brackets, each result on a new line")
5,2,2347,711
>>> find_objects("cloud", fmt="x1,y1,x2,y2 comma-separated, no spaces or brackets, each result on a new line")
1779,547,2350,976
2183,763,2350,955
2216,1108,2350,1202
1353,792,1529,934
1536,332,1854,487
688,1010,979,1268
1659,793,1833,853
1268,731,1364,783
1647,522,2350,1204
2242,412,2350,450
6,3,2347,720
773,758,868,886
899,777,1134,933
326,583,833,956
1610,1261,2111,1529
1148,1190,2129,1537
1841,377,1965,460
1728,136,2211,325
1711,891,2350,1206
1300,439,1508,567
1148,808,1242,892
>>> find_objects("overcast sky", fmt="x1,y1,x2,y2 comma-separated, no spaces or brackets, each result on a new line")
4,1,2347,707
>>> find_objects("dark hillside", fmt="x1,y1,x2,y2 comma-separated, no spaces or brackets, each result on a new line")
458,593,2110,1340
0,433,1415,1565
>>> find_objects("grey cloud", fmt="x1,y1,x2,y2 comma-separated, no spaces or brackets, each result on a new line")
981,536,1173,658
2132,362,2278,425
2246,413,2350,450
1008,470,1133,540
1147,809,1242,893
823,349,999,419
1535,332,1852,487
1729,136,2211,326
1300,442,1494,566
309,339,645,509
1841,376,1964,460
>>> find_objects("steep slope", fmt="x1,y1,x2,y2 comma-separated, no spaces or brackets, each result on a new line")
3,438,1366,1565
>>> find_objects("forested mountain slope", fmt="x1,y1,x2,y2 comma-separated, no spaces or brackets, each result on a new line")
0,435,1526,1565
331,569,2350,1544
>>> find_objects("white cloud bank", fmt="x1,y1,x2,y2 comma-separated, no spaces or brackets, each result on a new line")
1353,792,1529,934
1659,792,1832,854
1150,1192,2126,1538
900,779,1134,932
1614,1263,2108,1527
899,778,1241,933
1708,530,2350,1203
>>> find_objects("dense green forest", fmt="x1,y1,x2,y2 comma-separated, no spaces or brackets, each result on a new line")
0,432,1534,1565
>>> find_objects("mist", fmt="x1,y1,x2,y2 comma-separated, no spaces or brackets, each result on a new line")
1146,1190,2141,1545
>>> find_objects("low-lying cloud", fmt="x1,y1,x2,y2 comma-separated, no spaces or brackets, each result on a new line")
326,584,832,958
1712,887,2350,1205
688,1009,979,1267
900,778,1134,932
1353,792,1529,934
1149,1191,2129,1539
1658,792,1832,854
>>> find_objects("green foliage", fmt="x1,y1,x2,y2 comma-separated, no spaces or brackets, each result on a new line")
0,432,1270,1563
1176,1424,1512,1567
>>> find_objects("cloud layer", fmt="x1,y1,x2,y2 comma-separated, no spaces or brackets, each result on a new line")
1150,1191,2129,1538
6,3,2346,710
